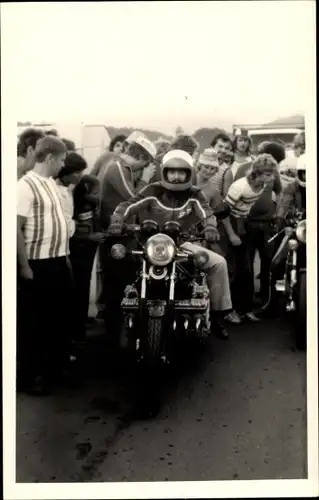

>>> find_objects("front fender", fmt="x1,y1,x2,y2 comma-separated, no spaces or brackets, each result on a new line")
147,300,166,318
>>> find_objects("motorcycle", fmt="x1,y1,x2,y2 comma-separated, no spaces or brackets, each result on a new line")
105,219,212,368
267,210,306,350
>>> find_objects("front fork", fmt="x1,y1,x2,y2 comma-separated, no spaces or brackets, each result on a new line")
286,250,298,312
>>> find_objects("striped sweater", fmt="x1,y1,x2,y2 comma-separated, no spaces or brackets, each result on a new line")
225,177,264,218
17,171,69,260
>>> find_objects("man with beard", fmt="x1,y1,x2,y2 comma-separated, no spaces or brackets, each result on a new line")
151,134,199,183
109,149,232,340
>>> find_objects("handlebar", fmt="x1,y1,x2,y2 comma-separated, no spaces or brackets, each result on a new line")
103,224,206,241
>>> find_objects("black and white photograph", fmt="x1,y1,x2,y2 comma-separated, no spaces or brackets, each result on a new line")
2,1,318,499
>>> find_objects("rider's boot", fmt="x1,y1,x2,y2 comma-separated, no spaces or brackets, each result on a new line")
210,312,229,340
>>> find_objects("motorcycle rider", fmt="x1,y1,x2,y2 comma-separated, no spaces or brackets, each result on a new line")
151,134,198,183
109,149,232,340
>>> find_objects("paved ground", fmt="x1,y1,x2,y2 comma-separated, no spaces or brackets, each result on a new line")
16,313,307,483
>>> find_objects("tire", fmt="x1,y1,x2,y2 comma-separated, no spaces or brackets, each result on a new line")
145,318,162,363
295,272,306,351
137,318,163,418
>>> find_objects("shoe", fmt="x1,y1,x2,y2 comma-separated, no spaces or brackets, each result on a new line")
243,312,261,322
224,310,242,324
215,321,229,340
210,313,229,340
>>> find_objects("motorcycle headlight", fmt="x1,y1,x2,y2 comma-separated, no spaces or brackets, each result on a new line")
145,233,176,266
111,243,126,259
288,239,299,251
296,219,306,243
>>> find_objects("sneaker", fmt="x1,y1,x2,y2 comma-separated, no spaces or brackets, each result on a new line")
224,310,242,324
243,312,261,322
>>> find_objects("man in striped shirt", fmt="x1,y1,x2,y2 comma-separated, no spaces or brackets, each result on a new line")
17,135,74,394
222,154,279,322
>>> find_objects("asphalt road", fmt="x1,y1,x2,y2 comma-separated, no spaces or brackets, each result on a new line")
16,312,307,483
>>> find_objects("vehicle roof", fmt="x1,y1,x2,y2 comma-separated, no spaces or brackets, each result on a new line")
247,128,302,135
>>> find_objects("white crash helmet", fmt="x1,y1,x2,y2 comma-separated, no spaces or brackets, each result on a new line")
126,131,157,160
296,153,306,188
161,149,194,191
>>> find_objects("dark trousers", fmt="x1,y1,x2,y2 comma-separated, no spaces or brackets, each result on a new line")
96,245,105,313
245,220,273,299
69,238,98,341
218,218,254,314
18,257,74,382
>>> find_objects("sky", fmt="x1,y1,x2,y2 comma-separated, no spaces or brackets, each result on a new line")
2,1,316,134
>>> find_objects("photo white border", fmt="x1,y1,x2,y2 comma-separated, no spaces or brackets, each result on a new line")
2,2,318,499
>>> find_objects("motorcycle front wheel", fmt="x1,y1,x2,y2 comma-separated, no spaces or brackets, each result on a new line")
145,317,162,363
295,271,306,351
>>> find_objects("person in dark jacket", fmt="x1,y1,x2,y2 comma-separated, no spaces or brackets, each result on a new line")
90,134,127,181
91,134,128,318
69,174,102,344
109,149,232,340
99,131,157,332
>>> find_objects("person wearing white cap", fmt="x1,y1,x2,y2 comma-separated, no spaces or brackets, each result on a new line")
109,149,233,340
99,131,157,331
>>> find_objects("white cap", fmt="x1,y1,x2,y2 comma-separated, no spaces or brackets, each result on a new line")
126,131,156,159
162,149,194,167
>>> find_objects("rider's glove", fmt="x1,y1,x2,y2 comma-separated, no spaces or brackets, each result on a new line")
108,215,124,235
204,225,220,243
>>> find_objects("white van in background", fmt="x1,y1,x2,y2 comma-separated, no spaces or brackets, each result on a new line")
232,123,303,153
18,122,111,172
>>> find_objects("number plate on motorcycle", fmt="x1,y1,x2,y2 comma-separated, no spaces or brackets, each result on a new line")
121,298,139,308
175,300,191,308
190,298,206,308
